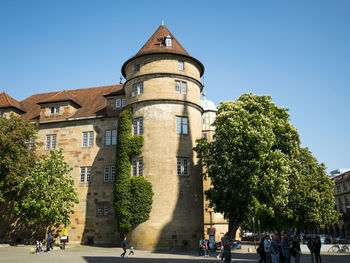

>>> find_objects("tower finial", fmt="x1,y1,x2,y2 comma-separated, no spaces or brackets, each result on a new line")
120,74,123,84
161,20,164,26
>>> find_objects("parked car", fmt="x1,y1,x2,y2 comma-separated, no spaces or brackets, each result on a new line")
215,240,242,250
334,236,347,244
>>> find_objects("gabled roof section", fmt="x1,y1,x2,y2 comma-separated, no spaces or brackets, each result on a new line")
136,25,189,56
37,90,82,107
20,84,123,122
0,92,26,113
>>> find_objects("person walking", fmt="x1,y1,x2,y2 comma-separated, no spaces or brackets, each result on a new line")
198,237,204,256
291,235,301,263
222,232,232,263
281,233,291,263
264,235,272,263
46,233,53,252
314,236,322,263
307,237,315,263
120,237,127,258
128,246,135,256
258,236,266,263
271,234,279,263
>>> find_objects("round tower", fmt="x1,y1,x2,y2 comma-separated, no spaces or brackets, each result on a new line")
121,24,205,250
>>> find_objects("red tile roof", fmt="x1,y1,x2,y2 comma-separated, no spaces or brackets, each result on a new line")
37,90,82,107
332,171,350,184
136,25,189,56
0,92,26,113
16,84,124,122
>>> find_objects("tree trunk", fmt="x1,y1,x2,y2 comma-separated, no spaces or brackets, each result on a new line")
228,213,240,240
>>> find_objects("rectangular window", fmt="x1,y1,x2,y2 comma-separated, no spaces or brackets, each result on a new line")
343,184,347,191
97,203,109,216
25,137,35,151
177,157,189,176
50,107,54,114
175,80,187,94
0,112,4,118
133,118,143,135
133,82,144,96
175,80,181,93
116,98,121,108
135,64,140,72
176,116,188,134
337,185,341,193
80,166,92,183
132,158,143,176
181,82,187,94
104,166,115,182
105,130,117,146
82,131,94,147
45,134,56,150
202,133,207,139
55,107,60,114
121,98,126,107
178,60,184,71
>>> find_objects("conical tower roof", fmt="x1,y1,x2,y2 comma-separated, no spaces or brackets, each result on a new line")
136,25,189,56
122,24,204,77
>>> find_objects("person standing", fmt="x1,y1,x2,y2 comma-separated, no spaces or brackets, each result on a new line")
222,232,232,263
258,236,266,263
307,237,315,263
46,233,53,252
281,233,290,263
270,234,279,263
314,236,322,263
120,237,127,258
264,235,272,263
198,237,204,256
291,235,301,263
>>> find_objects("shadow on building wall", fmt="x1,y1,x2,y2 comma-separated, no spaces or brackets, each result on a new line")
153,93,204,250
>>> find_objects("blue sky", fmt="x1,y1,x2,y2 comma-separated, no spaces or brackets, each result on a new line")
1,0,349,172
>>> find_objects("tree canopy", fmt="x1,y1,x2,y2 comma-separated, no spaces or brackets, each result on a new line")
0,115,79,237
194,93,338,237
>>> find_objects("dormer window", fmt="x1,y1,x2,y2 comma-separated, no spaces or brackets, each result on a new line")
165,35,172,47
50,106,60,115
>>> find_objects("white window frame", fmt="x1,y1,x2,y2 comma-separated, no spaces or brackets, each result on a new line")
165,35,172,47
104,166,115,182
176,116,188,134
121,98,126,107
105,130,117,146
97,203,109,216
25,137,35,151
133,82,144,96
132,158,143,176
80,166,92,183
55,106,60,114
82,131,94,147
177,157,189,176
45,134,57,150
178,60,184,71
116,98,121,108
175,80,187,94
133,118,143,135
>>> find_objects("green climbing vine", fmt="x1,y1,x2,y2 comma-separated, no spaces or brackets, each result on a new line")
113,107,153,236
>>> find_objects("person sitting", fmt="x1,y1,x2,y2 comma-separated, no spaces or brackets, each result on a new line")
35,240,43,254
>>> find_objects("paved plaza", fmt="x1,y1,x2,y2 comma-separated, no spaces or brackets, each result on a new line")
0,245,349,263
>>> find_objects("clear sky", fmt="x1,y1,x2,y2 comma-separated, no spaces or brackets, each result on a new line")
1,0,349,172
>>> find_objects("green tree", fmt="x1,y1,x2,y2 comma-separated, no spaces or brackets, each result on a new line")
12,149,79,238
290,147,339,231
114,108,153,236
0,114,38,202
194,93,300,238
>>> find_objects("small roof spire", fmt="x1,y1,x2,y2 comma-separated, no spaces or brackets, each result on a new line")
161,20,164,26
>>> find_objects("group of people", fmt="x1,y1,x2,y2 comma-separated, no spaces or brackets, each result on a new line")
258,233,322,263
34,233,54,254
198,237,210,257
120,237,135,258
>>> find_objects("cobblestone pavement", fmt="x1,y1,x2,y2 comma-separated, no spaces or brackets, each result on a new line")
0,245,349,263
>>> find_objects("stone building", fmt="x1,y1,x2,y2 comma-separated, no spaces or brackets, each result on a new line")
331,170,350,238
0,24,231,249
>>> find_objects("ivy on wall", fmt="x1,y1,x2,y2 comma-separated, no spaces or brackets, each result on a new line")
113,107,153,236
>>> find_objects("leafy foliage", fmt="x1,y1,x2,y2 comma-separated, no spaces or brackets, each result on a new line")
0,114,38,202
195,93,337,237
13,149,79,233
114,108,153,236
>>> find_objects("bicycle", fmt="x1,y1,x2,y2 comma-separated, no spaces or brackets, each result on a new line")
328,243,349,253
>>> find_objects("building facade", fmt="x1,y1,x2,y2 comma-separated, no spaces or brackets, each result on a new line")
331,170,350,238
0,25,230,249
